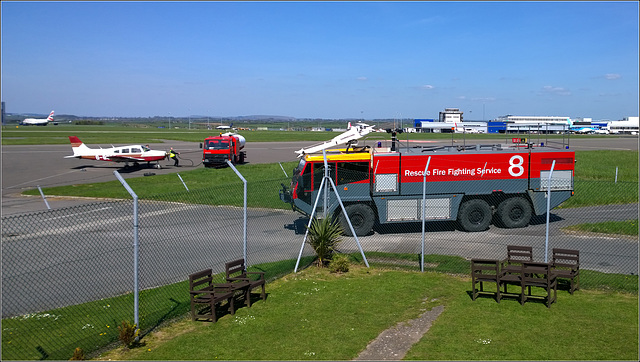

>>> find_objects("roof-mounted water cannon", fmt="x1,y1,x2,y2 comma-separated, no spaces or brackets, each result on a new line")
385,128,404,152
295,122,376,157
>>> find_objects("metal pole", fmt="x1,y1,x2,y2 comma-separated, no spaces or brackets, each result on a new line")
544,160,556,263
226,161,248,266
37,185,51,210
421,157,432,272
327,177,369,268
615,167,618,183
177,173,189,191
113,171,139,338
278,162,288,177
294,176,326,272
322,150,329,218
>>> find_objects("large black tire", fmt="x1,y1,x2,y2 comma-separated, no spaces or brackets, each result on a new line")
496,197,532,228
239,152,245,164
457,199,492,232
338,204,375,237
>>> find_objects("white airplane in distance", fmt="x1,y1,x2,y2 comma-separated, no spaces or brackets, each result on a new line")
216,123,234,130
21,111,55,126
64,136,169,169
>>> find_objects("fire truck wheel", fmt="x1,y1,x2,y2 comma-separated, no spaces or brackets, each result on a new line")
339,204,375,236
496,197,532,228
457,199,492,232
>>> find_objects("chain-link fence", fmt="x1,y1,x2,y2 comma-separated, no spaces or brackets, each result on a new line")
2,175,638,360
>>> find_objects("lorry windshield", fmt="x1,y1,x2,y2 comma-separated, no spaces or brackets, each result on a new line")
207,140,230,150
294,159,306,176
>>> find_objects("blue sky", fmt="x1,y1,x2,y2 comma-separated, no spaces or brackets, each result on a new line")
1,1,638,121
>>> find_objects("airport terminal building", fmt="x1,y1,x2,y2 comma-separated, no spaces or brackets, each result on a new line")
414,109,638,135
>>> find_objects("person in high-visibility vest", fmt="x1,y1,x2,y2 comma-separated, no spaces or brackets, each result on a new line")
168,148,180,167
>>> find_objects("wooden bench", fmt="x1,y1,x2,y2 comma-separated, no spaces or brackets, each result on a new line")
189,269,236,322
552,248,580,294
225,258,266,307
502,245,533,275
521,261,558,308
471,259,502,302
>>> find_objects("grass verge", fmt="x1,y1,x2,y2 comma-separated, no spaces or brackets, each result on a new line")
93,263,638,361
2,254,636,361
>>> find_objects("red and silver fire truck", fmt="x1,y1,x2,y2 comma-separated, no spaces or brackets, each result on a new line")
201,132,246,167
280,125,575,236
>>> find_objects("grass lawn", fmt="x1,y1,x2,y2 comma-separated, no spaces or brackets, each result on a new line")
93,265,639,361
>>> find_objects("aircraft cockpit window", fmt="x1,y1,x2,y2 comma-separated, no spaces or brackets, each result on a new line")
121,148,130,153
132,148,141,153
114,150,120,153
143,146,150,152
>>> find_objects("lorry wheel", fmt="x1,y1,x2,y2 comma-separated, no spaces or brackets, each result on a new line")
496,197,532,228
457,199,492,232
339,204,375,237
239,153,245,164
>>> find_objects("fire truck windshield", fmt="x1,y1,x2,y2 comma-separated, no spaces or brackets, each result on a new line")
294,159,306,176
207,140,230,150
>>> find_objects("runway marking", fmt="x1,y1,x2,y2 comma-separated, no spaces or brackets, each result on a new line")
2,203,200,241
42,207,112,221
4,169,84,189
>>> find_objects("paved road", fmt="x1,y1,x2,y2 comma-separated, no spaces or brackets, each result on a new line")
2,136,638,215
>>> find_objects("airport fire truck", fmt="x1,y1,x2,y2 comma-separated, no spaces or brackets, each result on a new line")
201,132,246,167
280,124,575,236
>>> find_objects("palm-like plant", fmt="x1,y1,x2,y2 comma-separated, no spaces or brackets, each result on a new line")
306,216,344,266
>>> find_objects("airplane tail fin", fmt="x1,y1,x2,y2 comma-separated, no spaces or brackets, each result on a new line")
66,136,92,157
47,111,55,121
348,121,352,129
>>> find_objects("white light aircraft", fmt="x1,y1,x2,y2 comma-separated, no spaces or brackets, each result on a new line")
64,136,169,168
21,111,55,126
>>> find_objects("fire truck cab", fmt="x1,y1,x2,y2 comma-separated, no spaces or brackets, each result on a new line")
201,133,246,167
280,141,574,236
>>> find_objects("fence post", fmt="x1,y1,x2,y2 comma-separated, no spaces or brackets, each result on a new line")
113,171,139,339
37,185,51,210
278,162,288,177
544,160,556,263
226,161,248,266
421,157,432,272
177,173,189,191
615,167,618,183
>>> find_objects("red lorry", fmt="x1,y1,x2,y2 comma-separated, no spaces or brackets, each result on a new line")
201,133,246,167
280,131,575,236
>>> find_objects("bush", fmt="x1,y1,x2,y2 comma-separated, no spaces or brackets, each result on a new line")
69,347,84,360
306,216,344,266
329,253,350,273
117,320,139,349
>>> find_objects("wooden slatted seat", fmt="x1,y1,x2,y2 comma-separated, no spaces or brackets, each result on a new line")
189,269,236,322
552,248,580,294
471,259,502,302
225,258,266,307
503,245,533,275
521,261,557,308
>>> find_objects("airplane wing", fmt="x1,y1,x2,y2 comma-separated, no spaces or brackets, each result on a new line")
108,155,148,162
